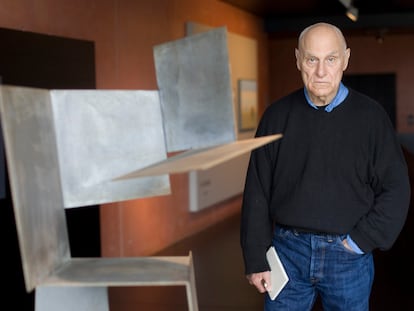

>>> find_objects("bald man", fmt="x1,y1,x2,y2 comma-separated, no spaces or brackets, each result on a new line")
240,22,410,311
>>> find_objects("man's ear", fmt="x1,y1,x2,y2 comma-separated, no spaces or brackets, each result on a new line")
343,48,351,71
295,48,301,71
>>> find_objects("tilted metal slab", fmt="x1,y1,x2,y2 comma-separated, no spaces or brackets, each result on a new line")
50,90,170,208
0,85,71,292
115,134,283,179
35,254,198,311
154,27,236,152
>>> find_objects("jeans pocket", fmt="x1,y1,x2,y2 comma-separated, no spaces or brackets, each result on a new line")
338,235,360,255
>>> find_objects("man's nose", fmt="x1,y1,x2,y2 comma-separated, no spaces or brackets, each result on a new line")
316,62,326,76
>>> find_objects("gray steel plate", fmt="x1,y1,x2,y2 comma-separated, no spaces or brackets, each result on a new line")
50,90,170,208
154,27,236,152
0,85,71,291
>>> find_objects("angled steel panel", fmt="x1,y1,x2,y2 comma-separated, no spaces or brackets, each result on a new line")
50,90,170,208
0,85,70,292
154,27,236,152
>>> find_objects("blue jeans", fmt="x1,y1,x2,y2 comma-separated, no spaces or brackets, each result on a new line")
264,226,374,311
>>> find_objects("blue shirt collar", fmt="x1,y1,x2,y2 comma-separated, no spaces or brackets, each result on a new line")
304,82,349,112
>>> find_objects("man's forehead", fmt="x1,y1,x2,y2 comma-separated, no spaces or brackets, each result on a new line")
301,35,343,55
302,49,341,57
301,27,345,50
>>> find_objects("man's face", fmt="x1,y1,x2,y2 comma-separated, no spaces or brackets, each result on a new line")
295,26,350,105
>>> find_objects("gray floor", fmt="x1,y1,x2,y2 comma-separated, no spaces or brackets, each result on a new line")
118,210,414,311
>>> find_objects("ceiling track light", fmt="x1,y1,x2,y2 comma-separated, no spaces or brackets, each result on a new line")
346,6,359,22
338,0,359,22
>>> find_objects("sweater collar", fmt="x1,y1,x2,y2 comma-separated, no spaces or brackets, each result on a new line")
304,82,349,112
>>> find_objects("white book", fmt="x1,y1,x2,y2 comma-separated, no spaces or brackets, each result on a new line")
266,246,289,300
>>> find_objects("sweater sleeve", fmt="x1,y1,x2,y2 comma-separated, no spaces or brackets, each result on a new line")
240,145,274,274
349,112,411,253
240,105,284,275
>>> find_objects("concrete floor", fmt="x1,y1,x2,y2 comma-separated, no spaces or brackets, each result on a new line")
114,209,414,311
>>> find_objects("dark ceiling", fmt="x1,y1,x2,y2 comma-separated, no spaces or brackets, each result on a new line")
221,0,414,36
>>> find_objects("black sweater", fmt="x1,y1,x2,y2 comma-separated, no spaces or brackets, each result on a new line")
240,88,411,274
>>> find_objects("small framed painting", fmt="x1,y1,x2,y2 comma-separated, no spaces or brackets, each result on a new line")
238,79,258,131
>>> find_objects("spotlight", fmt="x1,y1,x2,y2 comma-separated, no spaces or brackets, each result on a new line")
338,0,359,22
346,6,359,22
